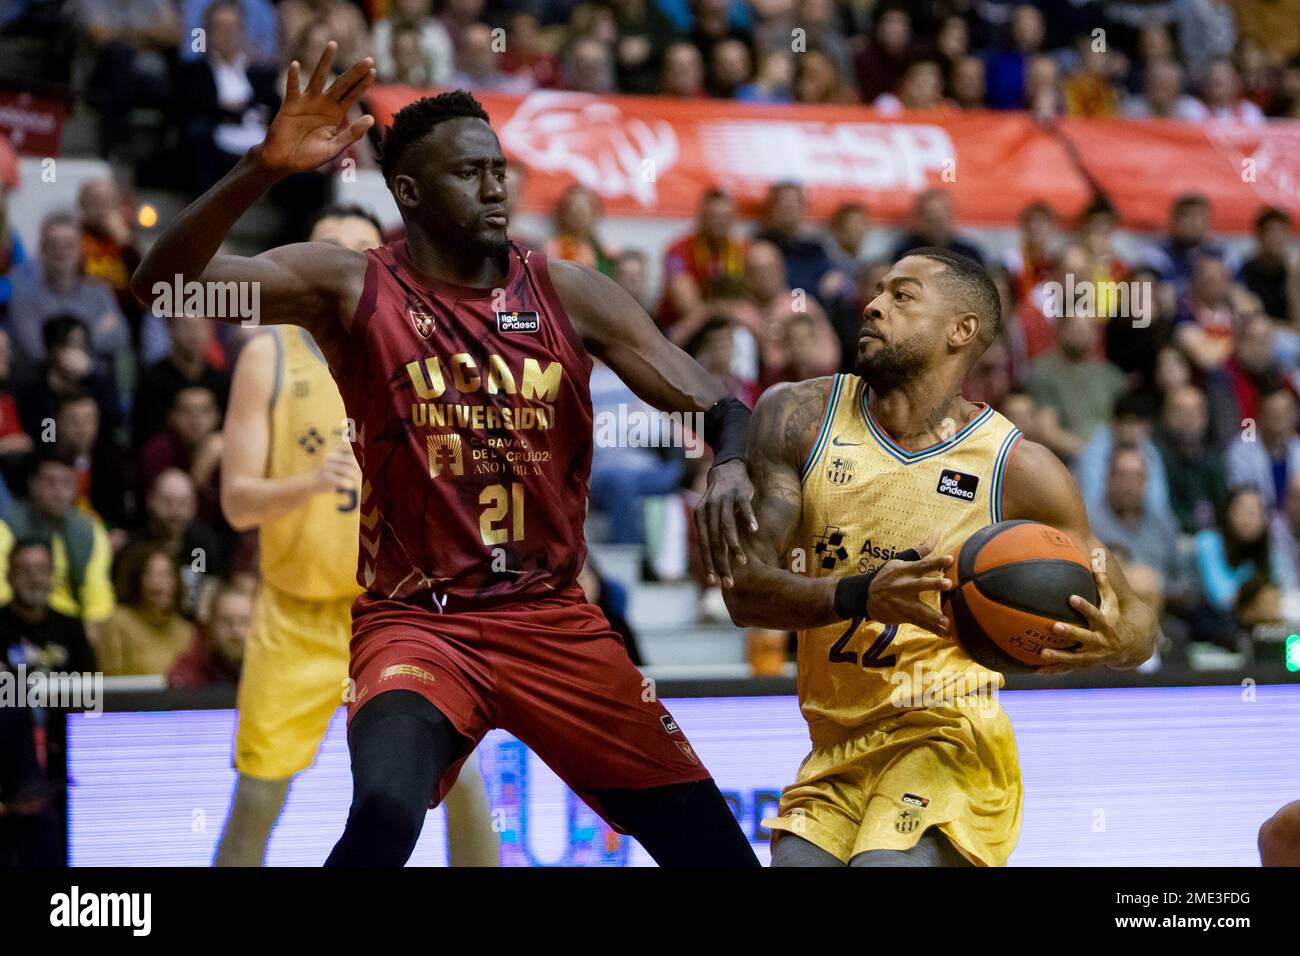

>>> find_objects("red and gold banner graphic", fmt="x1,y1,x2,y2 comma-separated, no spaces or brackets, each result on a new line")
368,86,1300,234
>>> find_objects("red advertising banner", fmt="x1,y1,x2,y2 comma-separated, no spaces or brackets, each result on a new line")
368,86,1300,234
0,89,69,157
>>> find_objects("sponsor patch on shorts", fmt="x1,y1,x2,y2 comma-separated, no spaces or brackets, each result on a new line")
660,715,680,734
901,792,930,807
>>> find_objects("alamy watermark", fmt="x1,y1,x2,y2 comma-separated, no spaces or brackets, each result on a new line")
1042,273,1153,328
593,405,706,458
151,275,261,327
0,666,103,714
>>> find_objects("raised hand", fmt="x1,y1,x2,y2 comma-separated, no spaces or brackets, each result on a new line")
260,43,376,176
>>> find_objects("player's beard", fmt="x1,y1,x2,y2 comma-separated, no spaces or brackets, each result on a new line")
855,335,927,392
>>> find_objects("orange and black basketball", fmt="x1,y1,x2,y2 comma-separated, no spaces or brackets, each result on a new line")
940,520,1097,672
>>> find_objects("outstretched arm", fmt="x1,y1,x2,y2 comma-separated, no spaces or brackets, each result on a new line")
130,45,375,345
1001,439,1158,670
724,379,953,632
550,258,757,585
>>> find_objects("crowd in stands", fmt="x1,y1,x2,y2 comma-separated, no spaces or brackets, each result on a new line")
0,0,1295,670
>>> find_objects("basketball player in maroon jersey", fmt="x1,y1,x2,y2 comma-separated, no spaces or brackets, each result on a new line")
133,46,760,865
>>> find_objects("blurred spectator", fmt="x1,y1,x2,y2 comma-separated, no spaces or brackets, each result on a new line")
1148,194,1233,291
98,542,195,677
178,0,281,193
964,333,1016,411
134,313,231,450
688,0,752,69
1154,384,1229,533
819,201,870,304
890,190,985,265
950,54,987,109
78,179,166,364
1063,37,1121,117
0,329,32,461
1176,0,1238,87
736,49,794,103
683,313,757,407
578,555,644,665
708,38,752,98
1089,445,1187,606
1122,57,1208,120
1003,201,1061,304
499,12,559,89
1235,0,1300,65
1201,57,1266,122
1195,485,1279,631
16,315,123,438
1026,312,1127,461
1239,207,1299,326
753,182,835,301
743,240,839,387
546,185,617,274
792,47,854,104
451,23,535,94
180,0,277,66
54,391,128,535
0,537,95,866
137,384,225,529
131,467,228,617
852,6,914,103
1,445,115,636
0,699,58,865
0,149,25,322
1074,389,1172,518
658,188,747,328
612,0,676,94
563,35,617,94
373,0,453,86
612,249,651,310
1204,312,1284,445
167,583,249,687
74,0,181,160
874,60,950,113
7,213,129,371
1025,54,1065,120
1268,473,1300,613
1173,254,1237,372
502,165,544,253
661,41,706,97
1225,385,1300,511
277,0,370,67
985,4,1047,110
1001,389,1047,446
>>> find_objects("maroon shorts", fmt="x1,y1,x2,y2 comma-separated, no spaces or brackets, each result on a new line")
348,585,711,812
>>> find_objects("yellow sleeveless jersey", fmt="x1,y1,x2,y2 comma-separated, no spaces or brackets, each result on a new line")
258,327,363,602
795,373,1024,748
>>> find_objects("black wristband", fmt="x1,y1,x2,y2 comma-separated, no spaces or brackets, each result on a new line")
703,396,750,469
834,571,878,620
832,548,921,620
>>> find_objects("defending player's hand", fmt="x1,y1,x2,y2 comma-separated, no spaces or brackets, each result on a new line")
1037,569,1132,672
696,459,758,588
865,534,953,637
259,43,376,176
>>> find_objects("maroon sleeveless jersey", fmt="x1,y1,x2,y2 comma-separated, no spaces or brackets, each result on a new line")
334,239,594,611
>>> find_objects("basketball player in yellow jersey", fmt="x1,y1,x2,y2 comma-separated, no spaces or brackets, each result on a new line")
213,207,499,866
725,248,1157,867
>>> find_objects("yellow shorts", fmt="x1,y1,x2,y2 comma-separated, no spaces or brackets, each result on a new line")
764,705,1023,866
234,582,355,780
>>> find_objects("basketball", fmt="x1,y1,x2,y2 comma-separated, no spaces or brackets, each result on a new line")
941,520,1099,672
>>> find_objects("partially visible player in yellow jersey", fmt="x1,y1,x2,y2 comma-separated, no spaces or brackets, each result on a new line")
213,207,499,866
725,247,1156,867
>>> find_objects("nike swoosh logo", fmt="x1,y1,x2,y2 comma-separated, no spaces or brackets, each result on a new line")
831,437,862,446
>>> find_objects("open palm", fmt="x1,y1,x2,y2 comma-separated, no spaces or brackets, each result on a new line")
261,43,376,174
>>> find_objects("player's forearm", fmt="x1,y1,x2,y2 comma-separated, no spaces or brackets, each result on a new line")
222,471,324,532
130,148,285,306
724,557,841,630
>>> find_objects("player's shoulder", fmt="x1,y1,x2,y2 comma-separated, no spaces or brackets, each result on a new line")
999,437,1087,522
751,375,838,464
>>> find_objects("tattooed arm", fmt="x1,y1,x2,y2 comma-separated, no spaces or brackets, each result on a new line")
722,378,840,629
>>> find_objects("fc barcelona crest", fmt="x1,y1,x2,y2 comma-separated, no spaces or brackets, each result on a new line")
407,297,436,339
826,455,855,486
